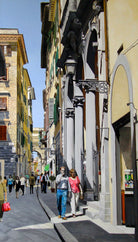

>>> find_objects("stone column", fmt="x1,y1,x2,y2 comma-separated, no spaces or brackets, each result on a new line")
100,111,110,221
65,108,75,170
86,90,96,200
73,85,85,185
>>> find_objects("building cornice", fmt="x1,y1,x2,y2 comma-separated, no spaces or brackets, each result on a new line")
0,34,28,64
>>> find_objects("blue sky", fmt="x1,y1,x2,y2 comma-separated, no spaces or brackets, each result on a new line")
0,0,48,128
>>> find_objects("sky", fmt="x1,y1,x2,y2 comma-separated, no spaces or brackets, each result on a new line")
0,0,48,128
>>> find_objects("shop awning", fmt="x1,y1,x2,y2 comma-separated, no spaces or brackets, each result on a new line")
44,164,50,171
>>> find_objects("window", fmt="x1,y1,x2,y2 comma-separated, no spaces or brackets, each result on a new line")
0,45,12,57
0,126,7,140
0,97,7,111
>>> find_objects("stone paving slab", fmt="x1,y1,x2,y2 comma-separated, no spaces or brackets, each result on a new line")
0,187,61,242
38,187,136,242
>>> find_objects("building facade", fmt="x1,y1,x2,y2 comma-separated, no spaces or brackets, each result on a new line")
40,0,138,235
0,29,35,177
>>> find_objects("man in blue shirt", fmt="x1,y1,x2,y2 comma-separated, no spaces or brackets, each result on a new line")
56,166,70,220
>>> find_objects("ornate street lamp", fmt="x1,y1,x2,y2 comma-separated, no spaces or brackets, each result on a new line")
65,58,76,77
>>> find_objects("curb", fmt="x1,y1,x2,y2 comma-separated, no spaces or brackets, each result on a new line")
36,188,78,242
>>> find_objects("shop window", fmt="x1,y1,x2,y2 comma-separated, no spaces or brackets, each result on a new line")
0,97,7,111
0,126,7,141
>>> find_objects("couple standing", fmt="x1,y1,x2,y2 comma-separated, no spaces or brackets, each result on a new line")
56,166,83,220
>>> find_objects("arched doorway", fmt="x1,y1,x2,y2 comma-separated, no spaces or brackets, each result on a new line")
110,54,135,226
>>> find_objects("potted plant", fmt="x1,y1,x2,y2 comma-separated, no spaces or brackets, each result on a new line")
49,175,56,192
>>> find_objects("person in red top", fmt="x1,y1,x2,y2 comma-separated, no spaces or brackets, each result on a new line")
69,169,83,217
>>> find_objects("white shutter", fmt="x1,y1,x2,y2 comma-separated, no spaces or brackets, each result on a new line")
49,98,54,120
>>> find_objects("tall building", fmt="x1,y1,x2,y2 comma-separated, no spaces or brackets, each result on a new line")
41,1,62,176
40,1,138,237
0,29,35,177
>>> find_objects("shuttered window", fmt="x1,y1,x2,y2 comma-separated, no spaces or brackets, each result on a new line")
0,126,7,140
0,97,7,111
49,98,54,120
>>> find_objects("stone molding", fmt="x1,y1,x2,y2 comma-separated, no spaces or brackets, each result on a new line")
65,107,75,118
73,96,85,107
77,79,108,93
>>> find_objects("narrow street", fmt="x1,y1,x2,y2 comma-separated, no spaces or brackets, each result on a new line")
0,186,61,242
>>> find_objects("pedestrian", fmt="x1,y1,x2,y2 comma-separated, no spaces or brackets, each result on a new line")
40,173,43,192
42,172,49,193
69,169,83,218
37,174,40,185
15,176,20,199
3,176,7,187
20,174,26,196
29,173,35,194
56,166,70,220
8,175,13,193
0,175,7,222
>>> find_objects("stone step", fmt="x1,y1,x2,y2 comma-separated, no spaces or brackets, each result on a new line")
87,201,100,210
85,205,100,219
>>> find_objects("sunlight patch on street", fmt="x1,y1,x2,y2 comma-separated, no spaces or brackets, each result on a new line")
13,222,54,230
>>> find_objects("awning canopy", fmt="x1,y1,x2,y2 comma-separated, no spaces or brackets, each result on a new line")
44,164,50,171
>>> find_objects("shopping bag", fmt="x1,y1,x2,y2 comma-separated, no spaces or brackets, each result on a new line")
2,202,11,212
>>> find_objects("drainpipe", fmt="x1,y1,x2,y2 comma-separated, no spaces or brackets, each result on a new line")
103,0,109,85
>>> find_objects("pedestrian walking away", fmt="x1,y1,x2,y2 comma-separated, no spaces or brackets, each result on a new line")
3,176,7,187
29,173,35,194
15,176,21,199
0,176,7,222
42,172,49,193
20,174,26,195
69,169,83,217
56,166,70,220
8,175,13,193
40,173,43,192
37,174,40,185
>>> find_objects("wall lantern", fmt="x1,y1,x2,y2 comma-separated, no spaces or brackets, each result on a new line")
65,58,76,77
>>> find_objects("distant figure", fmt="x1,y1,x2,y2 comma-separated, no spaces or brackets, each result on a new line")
69,169,83,218
15,176,20,199
0,175,7,222
29,173,35,194
20,174,26,196
37,174,40,185
56,166,70,220
42,172,49,193
8,175,13,193
40,173,43,192
3,176,7,187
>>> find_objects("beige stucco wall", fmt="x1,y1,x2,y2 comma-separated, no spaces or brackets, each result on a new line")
107,0,138,116
107,0,138,224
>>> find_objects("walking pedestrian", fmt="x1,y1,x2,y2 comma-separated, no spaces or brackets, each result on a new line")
29,173,35,194
37,174,40,185
15,176,20,199
69,169,83,217
0,176,7,222
56,166,70,220
8,175,13,193
40,173,44,192
42,172,49,193
20,174,26,196
3,176,7,187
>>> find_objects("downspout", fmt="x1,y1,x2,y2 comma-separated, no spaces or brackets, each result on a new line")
103,0,109,86
58,0,63,157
